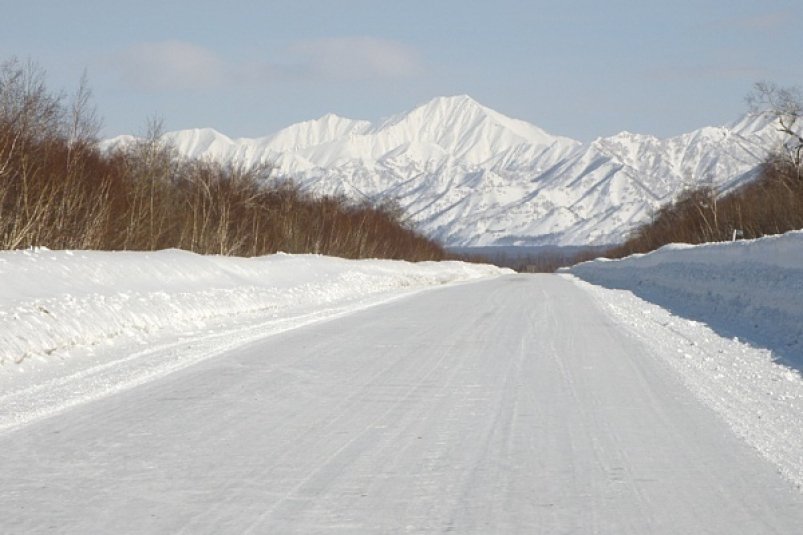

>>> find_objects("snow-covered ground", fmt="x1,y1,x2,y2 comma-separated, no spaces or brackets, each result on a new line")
566,231,803,489
568,231,803,368
2,273,801,533
2,245,803,531
0,249,508,432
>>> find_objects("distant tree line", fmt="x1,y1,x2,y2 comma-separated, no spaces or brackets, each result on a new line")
604,161,801,257
605,82,803,258
0,58,447,261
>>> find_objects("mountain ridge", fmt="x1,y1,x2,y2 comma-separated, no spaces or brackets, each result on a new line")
102,95,787,246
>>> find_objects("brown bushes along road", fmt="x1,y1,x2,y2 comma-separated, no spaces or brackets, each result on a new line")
0,58,446,261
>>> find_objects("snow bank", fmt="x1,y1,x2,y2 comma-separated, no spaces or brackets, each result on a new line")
568,231,803,368
0,250,509,433
565,232,803,488
0,249,507,370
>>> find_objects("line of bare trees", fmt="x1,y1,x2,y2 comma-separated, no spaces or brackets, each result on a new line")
604,162,802,257
596,82,803,259
0,58,447,261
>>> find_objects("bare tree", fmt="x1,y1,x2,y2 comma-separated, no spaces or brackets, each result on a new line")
748,81,803,180
68,69,101,144
0,57,64,140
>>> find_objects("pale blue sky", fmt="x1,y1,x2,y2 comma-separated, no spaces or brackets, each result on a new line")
2,0,801,141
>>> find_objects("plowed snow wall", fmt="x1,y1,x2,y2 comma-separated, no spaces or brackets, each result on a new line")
567,231,803,367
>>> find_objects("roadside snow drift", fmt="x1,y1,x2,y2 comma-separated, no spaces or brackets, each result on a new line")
568,231,803,369
0,249,505,370
566,232,803,488
0,249,507,431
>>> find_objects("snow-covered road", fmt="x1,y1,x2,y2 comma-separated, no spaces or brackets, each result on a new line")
2,275,802,533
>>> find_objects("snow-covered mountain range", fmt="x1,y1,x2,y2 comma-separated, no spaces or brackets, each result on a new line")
103,95,786,246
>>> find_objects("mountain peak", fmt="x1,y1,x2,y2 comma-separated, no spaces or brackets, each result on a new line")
424,94,482,110
376,94,485,129
374,95,577,154
315,112,357,124
729,112,779,136
163,127,233,154
266,113,371,151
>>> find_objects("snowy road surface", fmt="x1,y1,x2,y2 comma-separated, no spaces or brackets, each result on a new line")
2,275,802,533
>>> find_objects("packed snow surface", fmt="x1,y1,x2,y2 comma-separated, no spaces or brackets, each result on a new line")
2,274,802,533
567,231,803,488
0,249,508,431
104,95,792,246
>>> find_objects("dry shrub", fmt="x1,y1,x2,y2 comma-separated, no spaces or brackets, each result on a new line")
607,157,803,258
0,58,446,261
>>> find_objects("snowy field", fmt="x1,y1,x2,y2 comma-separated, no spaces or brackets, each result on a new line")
0,249,508,432
567,231,803,488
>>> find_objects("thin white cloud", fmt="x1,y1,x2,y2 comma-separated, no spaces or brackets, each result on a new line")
109,37,423,92
114,40,226,91
287,37,423,80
